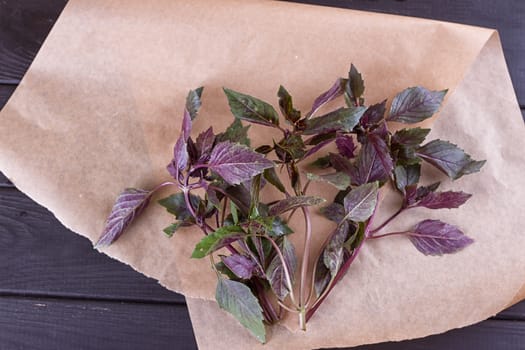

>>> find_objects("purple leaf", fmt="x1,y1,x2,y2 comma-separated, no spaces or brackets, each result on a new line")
329,153,353,173
335,135,356,158
95,188,152,247
196,127,215,162
349,141,390,185
405,182,440,206
208,142,274,185
387,87,447,123
408,219,474,255
167,107,193,178
181,108,192,140
269,196,325,216
343,182,379,222
167,136,189,178
304,139,333,159
314,256,331,297
416,139,486,180
222,254,258,279
307,78,347,117
320,202,345,223
368,133,394,176
416,191,472,209
266,237,296,300
323,221,351,276
360,100,386,127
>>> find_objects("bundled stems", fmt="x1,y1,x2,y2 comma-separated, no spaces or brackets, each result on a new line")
306,196,378,322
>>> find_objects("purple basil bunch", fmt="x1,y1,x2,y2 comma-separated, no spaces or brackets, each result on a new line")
97,64,484,343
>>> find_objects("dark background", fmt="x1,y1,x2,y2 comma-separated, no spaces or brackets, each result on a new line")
0,1,523,349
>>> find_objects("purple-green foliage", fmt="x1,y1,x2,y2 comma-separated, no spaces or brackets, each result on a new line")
96,65,485,343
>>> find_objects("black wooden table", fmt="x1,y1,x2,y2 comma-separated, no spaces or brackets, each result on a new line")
1,1,524,349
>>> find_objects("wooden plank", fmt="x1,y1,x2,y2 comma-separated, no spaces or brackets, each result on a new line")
0,188,183,303
0,296,197,350
0,84,16,110
0,295,524,350
498,301,525,321
288,0,525,106
353,319,525,350
0,0,67,83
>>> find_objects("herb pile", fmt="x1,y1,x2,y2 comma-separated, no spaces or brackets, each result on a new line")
96,64,485,343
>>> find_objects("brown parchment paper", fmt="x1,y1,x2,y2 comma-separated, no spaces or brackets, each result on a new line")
0,0,524,349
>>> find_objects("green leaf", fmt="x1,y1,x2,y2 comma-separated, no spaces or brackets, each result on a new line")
191,226,245,258
215,278,266,343
249,175,262,219
158,193,200,221
217,119,251,146
230,202,239,224
346,64,365,102
215,261,240,280
162,222,187,237
248,216,293,237
278,85,301,123
306,172,350,190
267,217,294,237
388,87,447,123
274,134,306,162
255,145,273,154
286,162,301,195
416,139,486,180
343,182,379,222
394,164,421,192
392,128,431,146
309,155,331,169
268,196,325,216
185,87,204,120
223,88,280,128
344,222,366,251
303,107,366,135
263,168,286,193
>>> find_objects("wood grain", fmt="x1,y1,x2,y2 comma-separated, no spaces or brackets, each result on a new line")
0,296,197,350
0,0,67,83
352,319,525,350
0,1,524,349
0,84,16,109
0,188,183,304
0,296,524,350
